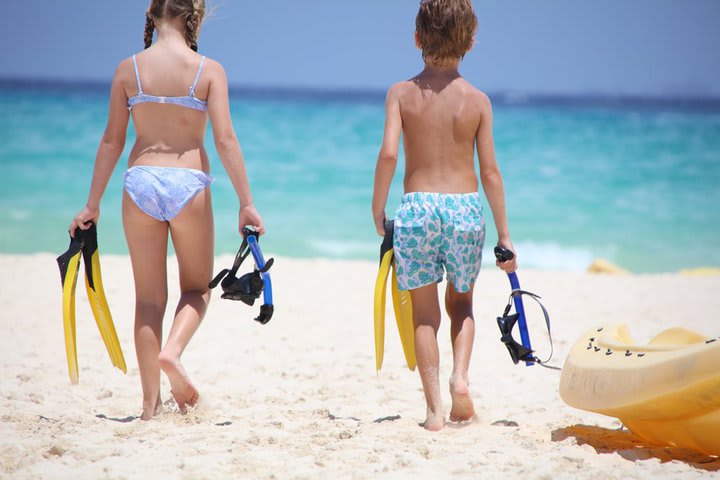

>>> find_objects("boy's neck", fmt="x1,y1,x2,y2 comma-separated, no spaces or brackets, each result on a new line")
422,57,461,76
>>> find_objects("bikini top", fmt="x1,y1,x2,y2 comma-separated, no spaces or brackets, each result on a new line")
127,54,208,112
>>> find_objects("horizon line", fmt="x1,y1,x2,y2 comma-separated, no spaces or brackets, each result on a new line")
2,76,720,110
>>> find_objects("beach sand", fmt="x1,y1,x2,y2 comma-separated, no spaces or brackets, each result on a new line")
1,254,719,479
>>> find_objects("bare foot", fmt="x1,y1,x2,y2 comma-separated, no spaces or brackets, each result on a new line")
158,353,199,413
449,377,475,422
154,394,163,416
422,408,446,431
140,393,163,421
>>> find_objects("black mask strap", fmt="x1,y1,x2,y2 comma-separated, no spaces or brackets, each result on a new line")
209,237,250,289
498,289,560,370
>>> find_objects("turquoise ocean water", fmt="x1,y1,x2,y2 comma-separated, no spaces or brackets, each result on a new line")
1,82,719,272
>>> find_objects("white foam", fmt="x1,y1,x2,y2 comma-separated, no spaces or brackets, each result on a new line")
9,210,30,221
310,239,377,258
484,241,596,271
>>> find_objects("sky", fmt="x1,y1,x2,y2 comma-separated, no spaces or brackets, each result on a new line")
2,0,719,96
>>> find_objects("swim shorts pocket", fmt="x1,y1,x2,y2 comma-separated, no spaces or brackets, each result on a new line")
394,202,435,262
451,206,486,259
394,203,429,232
452,207,485,232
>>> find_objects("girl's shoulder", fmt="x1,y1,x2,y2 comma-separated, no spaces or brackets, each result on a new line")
110,56,137,88
198,56,226,79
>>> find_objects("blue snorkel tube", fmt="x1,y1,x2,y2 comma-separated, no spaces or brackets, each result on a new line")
494,246,534,366
507,271,533,366
208,228,274,324
245,230,274,323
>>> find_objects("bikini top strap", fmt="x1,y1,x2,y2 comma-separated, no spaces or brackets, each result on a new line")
131,55,143,94
189,56,206,96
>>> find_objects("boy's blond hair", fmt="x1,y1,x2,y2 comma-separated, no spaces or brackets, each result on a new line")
415,0,477,61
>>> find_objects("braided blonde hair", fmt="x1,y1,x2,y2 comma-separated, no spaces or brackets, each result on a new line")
143,0,206,51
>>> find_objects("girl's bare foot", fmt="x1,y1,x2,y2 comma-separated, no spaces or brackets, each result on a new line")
139,393,163,421
158,353,199,413
449,377,475,422
422,407,446,431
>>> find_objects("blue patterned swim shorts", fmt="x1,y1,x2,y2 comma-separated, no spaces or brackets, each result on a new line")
393,192,486,293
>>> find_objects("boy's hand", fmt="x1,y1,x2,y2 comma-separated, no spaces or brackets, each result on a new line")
496,238,517,273
373,211,386,236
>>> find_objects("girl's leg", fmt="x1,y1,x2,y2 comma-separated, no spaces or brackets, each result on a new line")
410,283,445,431
158,187,214,412
445,282,476,421
122,192,169,420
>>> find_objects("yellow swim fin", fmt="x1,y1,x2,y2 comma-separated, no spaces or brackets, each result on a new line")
373,220,416,372
57,223,127,384
57,239,82,385
373,242,393,372
82,226,127,374
391,261,416,371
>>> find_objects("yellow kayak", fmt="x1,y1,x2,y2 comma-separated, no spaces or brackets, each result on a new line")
560,324,720,455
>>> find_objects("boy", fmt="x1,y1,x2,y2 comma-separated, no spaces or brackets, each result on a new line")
371,0,517,431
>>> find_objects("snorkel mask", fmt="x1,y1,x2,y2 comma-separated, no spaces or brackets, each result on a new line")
209,228,274,324
494,246,557,369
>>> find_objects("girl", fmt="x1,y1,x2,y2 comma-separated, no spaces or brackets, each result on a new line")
69,0,264,420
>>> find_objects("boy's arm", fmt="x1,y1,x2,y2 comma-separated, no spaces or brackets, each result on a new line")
476,93,517,272
372,85,403,236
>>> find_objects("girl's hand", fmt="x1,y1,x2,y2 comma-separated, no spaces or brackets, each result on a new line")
69,206,100,237
239,204,264,235
496,237,517,273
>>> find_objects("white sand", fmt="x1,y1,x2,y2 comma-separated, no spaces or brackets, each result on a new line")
1,254,719,479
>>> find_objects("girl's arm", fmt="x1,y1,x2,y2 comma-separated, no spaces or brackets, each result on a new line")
371,85,402,236
206,60,264,234
476,93,517,272
69,61,130,235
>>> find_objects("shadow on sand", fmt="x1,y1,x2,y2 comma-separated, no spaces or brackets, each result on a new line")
95,414,138,423
552,424,719,472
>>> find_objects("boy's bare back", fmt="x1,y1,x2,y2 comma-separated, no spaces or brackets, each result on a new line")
388,73,490,195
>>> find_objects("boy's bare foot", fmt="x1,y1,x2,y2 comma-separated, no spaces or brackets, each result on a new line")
158,353,199,413
449,377,475,422
422,407,446,431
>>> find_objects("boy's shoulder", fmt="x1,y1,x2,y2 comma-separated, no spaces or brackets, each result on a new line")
458,79,492,109
385,78,492,110
385,80,414,102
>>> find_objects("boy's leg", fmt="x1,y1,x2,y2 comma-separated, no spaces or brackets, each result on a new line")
160,188,214,412
442,193,485,422
394,193,445,430
445,282,476,422
122,192,169,420
410,283,445,431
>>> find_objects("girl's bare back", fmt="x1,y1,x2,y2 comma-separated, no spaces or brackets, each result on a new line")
123,47,214,171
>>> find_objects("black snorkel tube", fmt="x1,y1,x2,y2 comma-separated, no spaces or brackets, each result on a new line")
209,228,274,324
